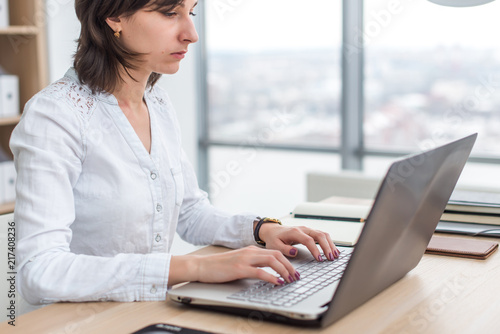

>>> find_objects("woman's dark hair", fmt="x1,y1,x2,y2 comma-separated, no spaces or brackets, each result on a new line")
73,0,184,94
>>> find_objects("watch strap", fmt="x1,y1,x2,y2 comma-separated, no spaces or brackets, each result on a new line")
254,217,282,246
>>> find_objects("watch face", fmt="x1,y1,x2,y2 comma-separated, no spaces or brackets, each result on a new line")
263,218,282,225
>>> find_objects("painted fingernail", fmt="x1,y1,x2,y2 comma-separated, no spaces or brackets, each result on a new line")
329,253,334,261
318,255,324,262
277,278,285,285
336,249,340,257
288,275,294,283
289,248,297,256
295,272,300,280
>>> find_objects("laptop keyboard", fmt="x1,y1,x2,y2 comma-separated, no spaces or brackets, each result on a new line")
227,248,353,308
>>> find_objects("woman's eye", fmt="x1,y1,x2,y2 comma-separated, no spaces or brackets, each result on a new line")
163,11,195,18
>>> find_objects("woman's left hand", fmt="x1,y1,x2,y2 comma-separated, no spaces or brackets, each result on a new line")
258,224,340,261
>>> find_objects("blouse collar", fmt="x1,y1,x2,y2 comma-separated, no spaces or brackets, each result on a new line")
64,68,122,106
63,68,158,107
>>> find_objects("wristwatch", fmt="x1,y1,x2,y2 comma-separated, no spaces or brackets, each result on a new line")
253,217,282,246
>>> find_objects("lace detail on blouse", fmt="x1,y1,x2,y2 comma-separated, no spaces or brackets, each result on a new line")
40,77,99,120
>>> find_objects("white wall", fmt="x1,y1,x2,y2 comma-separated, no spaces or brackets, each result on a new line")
46,0,79,81
46,0,199,167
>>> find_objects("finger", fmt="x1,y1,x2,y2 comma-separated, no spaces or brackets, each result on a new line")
250,268,285,286
269,239,299,258
240,247,298,282
326,232,340,259
309,230,335,261
287,228,322,262
287,246,299,258
272,250,301,281
252,251,297,283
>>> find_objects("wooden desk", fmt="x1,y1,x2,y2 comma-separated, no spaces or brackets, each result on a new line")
2,199,500,334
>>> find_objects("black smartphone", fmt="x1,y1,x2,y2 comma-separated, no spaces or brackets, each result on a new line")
131,323,217,334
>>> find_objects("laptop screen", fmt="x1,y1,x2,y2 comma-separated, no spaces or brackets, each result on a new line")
322,134,477,326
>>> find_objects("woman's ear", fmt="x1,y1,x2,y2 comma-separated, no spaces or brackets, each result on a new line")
105,17,122,33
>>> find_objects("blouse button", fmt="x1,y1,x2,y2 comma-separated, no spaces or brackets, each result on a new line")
156,204,163,212
150,286,157,294
150,172,157,180
155,234,161,242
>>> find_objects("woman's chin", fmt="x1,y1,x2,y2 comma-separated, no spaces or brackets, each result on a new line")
153,63,181,76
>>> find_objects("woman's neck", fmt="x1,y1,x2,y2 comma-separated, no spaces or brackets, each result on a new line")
112,67,150,112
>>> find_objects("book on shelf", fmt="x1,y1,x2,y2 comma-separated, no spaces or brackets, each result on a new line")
282,202,370,246
0,74,20,118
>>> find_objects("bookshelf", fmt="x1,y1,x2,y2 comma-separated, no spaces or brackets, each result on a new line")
0,0,48,214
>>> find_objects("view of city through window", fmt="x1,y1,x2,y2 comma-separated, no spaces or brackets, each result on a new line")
208,49,342,147
364,0,500,156
206,0,342,148
206,0,500,157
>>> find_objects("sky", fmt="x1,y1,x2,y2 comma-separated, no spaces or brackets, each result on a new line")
205,0,500,52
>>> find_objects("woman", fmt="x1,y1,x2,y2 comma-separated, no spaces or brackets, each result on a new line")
11,0,338,304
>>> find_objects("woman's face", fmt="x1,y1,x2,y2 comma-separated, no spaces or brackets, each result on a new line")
112,0,199,75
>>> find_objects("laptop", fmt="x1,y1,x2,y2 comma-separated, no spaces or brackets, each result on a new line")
169,134,477,328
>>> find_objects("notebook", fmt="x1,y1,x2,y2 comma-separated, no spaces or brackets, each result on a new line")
426,235,498,260
168,134,477,328
283,202,371,246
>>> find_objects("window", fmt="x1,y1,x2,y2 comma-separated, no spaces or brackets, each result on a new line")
364,0,500,156
206,0,342,148
203,0,342,214
199,1,500,214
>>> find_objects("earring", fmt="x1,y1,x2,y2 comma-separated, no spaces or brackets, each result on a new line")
114,30,121,38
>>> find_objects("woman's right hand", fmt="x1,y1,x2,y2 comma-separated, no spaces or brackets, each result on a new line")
168,246,300,287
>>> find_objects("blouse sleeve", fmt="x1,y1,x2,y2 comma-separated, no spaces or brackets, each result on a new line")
11,95,170,305
175,149,259,249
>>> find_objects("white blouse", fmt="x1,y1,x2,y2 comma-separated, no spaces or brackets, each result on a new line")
10,68,257,305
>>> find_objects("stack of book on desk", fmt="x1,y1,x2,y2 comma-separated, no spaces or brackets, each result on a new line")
436,190,500,237
284,191,500,243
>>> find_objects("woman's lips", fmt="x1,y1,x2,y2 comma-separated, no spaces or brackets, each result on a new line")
170,51,187,59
